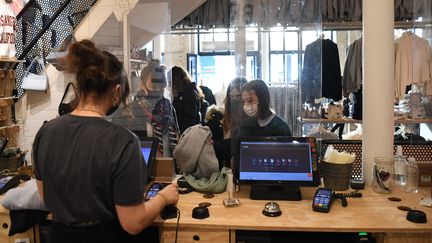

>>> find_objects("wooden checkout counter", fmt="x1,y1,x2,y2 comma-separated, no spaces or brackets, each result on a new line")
1,186,431,243
156,186,432,243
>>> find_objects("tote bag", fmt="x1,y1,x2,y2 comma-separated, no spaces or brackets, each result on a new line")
21,58,48,91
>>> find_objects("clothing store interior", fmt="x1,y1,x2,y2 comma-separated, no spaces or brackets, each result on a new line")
0,0,431,243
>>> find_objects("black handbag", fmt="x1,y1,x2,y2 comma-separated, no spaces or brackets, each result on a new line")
58,82,78,116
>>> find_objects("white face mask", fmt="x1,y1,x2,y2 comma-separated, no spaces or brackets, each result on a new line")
243,104,258,117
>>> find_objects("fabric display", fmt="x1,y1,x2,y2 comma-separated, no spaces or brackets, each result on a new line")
0,1,17,59
394,0,432,21
301,38,342,103
21,57,48,91
395,92,426,119
342,124,362,140
175,0,432,28
394,125,426,141
394,31,432,100
305,125,339,140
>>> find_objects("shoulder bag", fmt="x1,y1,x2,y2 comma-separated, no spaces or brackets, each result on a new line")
58,82,78,116
21,57,48,91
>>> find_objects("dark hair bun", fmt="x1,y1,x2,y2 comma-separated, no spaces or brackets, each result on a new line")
67,40,103,69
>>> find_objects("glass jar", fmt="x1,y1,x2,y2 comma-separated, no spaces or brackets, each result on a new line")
372,157,394,194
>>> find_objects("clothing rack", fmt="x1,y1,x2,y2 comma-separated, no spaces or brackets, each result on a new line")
317,21,432,31
172,21,432,33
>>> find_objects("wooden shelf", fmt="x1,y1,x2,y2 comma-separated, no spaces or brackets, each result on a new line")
0,124,19,130
0,59,25,63
299,117,361,124
0,59,24,70
394,118,432,124
0,97,16,107
299,117,432,124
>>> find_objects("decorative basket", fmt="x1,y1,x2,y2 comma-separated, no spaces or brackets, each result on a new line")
0,124,20,147
0,106,11,126
320,161,354,191
0,97,13,126
0,152,26,173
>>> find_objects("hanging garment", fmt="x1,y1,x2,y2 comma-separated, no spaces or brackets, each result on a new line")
301,38,342,103
342,38,362,96
394,32,432,100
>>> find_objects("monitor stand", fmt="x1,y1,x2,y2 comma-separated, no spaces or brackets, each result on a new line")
250,185,302,201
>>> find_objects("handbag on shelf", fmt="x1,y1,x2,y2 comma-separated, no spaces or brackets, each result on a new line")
21,57,48,91
58,82,78,116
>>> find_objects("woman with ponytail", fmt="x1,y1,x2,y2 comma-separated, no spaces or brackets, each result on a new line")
32,40,178,242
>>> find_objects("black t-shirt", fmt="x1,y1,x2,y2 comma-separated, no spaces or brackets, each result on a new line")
239,115,292,137
33,114,146,224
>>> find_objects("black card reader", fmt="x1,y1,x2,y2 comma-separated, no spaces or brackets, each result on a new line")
312,188,334,213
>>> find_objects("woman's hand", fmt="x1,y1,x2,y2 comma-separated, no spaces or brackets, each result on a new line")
158,182,179,205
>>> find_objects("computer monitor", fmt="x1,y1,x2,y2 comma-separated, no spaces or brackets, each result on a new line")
236,137,320,201
139,137,159,183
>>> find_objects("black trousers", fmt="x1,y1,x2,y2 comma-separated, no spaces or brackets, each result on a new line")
48,222,160,243
48,221,128,243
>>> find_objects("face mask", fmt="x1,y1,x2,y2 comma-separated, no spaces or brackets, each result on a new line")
243,104,258,117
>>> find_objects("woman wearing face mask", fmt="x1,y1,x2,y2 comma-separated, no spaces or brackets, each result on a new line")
208,77,248,168
239,79,292,137
33,40,179,242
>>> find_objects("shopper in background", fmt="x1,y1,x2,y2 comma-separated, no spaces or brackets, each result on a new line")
169,66,202,134
239,79,292,137
223,77,249,139
200,83,217,106
110,60,165,138
138,61,179,156
33,40,178,243
207,77,248,168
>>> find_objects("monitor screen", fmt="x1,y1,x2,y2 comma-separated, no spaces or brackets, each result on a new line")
236,136,319,188
140,141,153,165
139,137,158,182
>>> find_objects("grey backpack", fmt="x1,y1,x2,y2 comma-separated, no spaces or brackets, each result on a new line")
174,125,219,179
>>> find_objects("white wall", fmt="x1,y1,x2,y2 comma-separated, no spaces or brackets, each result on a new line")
20,67,75,164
